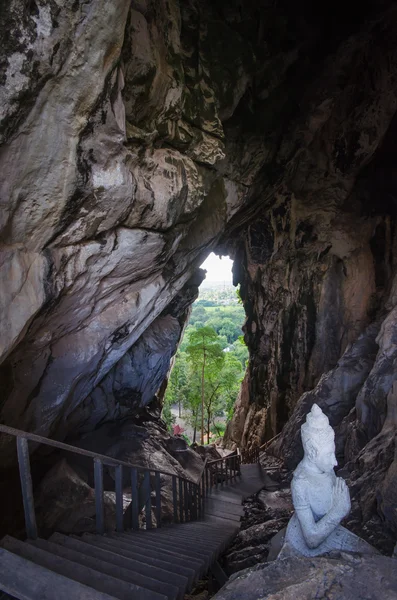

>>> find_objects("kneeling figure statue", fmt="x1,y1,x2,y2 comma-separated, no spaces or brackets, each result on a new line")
281,404,377,557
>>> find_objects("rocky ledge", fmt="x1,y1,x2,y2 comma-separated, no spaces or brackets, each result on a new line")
214,552,397,600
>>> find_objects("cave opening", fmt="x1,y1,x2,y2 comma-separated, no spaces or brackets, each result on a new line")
1,0,397,588
162,253,248,447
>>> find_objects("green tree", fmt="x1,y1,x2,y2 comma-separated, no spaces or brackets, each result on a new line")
230,335,249,367
182,367,202,443
165,351,188,417
162,400,176,432
186,326,224,445
218,318,241,344
204,352,244,440
190,305,207,324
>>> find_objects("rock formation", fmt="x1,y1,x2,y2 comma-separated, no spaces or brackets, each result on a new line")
2,0,397,557
214,552,397,599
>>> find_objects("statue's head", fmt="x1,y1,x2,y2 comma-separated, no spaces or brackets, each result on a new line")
301,404,337,473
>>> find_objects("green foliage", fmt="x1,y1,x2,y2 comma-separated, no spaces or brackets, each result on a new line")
210,421,226,437
167,284,248,443
162,401,176,432
186,326,225,368
230,336,249,367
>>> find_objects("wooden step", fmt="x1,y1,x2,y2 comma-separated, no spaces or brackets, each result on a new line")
1,536,167,600
28,537,182,600
116,531,221,564
108,532,213,568
51,533,196,588
80,533,206,578
141,528,227,546
0,547,118,600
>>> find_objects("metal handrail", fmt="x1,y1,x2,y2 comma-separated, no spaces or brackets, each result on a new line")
259,432,281,451
0,424,195,484
240,445,260,464
207,451,237,466
0,423,202,540
0,423,260,542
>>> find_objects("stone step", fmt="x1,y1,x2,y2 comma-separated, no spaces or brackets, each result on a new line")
51,532,196,588
0,547,118,600
28,537,182,600
1,536,166,600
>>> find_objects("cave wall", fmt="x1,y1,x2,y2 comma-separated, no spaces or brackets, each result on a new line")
0,0,266,461
221,2,397,449
2,1,397,544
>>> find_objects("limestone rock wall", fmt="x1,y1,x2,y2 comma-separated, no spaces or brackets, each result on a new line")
3,2,397,548
0,0,261,459
222,2,397,450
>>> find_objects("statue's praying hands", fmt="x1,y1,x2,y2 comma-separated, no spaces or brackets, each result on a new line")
332,477,351,519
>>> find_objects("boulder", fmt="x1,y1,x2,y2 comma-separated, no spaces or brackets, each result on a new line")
34,459,126,535
225,545,269,575
234,519,289,549
193,443,223,463
214,552,397,600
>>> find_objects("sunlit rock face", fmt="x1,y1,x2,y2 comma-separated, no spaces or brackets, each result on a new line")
0,0,259,453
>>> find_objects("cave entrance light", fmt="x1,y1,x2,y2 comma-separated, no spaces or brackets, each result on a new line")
164,252,248,445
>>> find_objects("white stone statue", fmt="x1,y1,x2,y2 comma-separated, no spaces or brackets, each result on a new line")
280,404,378,557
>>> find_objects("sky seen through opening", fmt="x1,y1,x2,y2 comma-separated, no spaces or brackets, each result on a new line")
200,253,233,285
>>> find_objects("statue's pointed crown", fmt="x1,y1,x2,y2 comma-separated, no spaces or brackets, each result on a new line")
301,403,334,447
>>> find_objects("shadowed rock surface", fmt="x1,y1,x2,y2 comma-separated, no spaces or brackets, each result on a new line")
214,552,397,600
2,0,397,579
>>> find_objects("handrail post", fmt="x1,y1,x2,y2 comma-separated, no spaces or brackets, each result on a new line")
188,483,193,520
172,475,178,523
16,437,38,540
94,458,105,535
197,483,201,519
179,478,184,522
115,465,123,532
143,471,152,529
184,480,189,521
220,461,224,487
131,468,139,530
155,472,161,528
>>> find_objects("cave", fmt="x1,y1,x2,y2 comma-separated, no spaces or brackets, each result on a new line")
1,0,397,596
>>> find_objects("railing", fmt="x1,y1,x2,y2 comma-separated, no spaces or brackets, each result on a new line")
205,452,241,493
0,424,262,542
240,445,260,464
259,432,281,452
0,424,207,540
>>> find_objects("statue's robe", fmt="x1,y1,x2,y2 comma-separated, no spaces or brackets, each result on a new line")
282,462,378,557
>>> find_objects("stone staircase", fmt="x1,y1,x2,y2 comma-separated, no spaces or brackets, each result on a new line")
0,464,265,600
